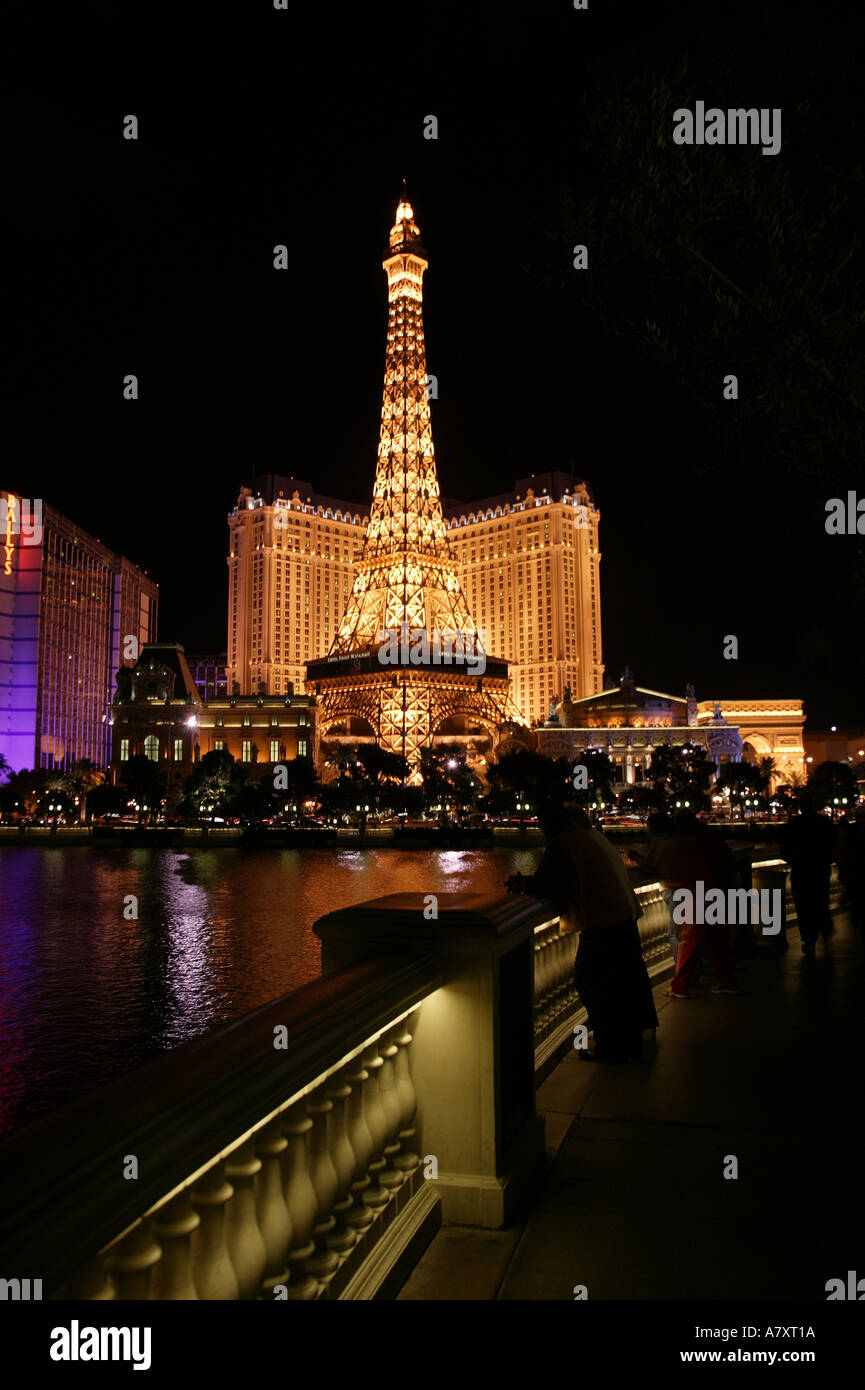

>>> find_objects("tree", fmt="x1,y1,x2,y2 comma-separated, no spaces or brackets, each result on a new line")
181,749,246,821
121,754,167,823
568,749,614,813
418,745,482,818
483,749,569,820
648,743,714,813
540,42,865,693
61,758,105,823
544,56,865,493
715,761,766,819
807,760,857,818
87,781,130,819
757,757,778,798
265,756,320,824
0,768,49,819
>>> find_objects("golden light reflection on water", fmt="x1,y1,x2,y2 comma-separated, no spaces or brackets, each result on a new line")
0,845,542,1133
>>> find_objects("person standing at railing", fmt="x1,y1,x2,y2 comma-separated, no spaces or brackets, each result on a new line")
836,807,864,941
655,813,739,998
505,803,658,1063
777,795,838,957
626,811,677,957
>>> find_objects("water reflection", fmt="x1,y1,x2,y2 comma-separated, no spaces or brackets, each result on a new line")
0,844,542,1134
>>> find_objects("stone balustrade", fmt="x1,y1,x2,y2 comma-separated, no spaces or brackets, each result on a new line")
4,858,837,1298
0,955,442,1300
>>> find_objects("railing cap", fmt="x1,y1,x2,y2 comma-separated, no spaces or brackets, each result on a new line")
315,892,559,948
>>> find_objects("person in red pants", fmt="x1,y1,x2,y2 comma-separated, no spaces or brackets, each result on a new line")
658,813,738,998
669,915,738,996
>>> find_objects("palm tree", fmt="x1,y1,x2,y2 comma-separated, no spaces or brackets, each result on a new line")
758,756,778,798
62,758,105,823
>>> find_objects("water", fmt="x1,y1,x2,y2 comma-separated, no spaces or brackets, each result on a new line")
0,845,543,1135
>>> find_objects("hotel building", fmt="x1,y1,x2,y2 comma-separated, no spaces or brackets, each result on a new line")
110,642,314,787
186,653,229,702
0,493,158,772
226,469,601,727
227,478,368,703
444,470,603,723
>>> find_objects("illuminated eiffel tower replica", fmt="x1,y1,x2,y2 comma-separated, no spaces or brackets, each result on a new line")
307,194,524,766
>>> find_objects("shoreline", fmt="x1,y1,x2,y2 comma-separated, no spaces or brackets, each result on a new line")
0,823,779,851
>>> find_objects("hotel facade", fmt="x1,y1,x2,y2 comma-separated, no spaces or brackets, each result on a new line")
226,468,602,728
110,643,314,788
0,494,158,773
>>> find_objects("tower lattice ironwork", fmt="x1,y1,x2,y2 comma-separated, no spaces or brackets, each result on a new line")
307,196,525,764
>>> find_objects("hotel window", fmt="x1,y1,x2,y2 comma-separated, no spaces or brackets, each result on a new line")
173,738,183,761
242,739,252,762
214,739,226,752
298,738,308,759
144,735,159,762
270,739,280,762
120,738,130,761
243,714,251,727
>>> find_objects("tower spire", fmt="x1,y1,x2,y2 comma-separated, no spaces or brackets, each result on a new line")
332,196,475,652
308,195,525,763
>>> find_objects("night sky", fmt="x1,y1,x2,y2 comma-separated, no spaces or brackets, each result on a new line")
5,1,863,726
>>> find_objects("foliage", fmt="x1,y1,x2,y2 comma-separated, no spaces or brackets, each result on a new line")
807,759,857,811
543,59,865,492
120,754,166,822
648,743,714,812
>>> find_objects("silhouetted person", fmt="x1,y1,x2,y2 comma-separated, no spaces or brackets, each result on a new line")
656,812,738,997
628,811,677,956
836,808,865,939
778,796,837,956
506,804,658,1062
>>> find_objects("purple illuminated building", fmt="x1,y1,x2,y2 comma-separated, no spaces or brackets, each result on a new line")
0,493,158,772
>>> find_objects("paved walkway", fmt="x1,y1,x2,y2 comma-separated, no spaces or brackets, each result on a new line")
399,912,863,1300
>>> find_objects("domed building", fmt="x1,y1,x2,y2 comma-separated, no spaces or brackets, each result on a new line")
536,668,745,793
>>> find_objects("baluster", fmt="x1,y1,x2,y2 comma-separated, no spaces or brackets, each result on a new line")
63,1256,115,1300
281,1101,318,1299
532,931,544,1013
151,1190,199,1300
225,1138,268,1298
361,1039,390,1211
254,1117,292,1297
393,1013,420,1179
344,1055,375,1236
552,931,570,1019
305,1090,340,1284
325,1070,359,1252
191,1162,239,1300
104,1219,161,1300
565,933,579,1006
378,1028,405,1192
536,934,553,1020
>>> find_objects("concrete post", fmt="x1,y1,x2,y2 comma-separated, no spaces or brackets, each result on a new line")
314,891,550,1228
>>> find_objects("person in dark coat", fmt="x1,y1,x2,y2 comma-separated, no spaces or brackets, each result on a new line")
506,804,658,1062
836,808,865,939
777,795,837,955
